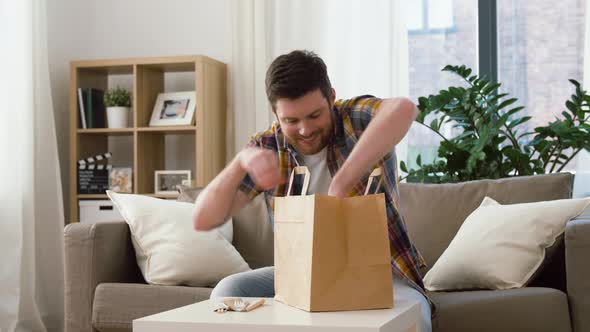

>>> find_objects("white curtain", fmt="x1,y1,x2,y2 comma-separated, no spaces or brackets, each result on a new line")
573,0,590,198
0,0,65,331
229,0,410,161
229,0,274,158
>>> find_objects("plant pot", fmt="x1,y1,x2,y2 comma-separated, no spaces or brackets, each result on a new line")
107,107,130,128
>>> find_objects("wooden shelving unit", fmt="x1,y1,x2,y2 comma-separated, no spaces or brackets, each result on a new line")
69,55,227,224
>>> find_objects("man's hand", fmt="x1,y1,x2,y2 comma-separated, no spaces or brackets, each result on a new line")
327,169,355,198
193,147,282,231
239,147,284,190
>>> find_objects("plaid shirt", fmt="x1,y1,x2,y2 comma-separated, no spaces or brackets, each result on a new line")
238,95,429,300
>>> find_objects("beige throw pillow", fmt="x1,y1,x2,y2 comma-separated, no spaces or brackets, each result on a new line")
424,196,590,291
107,191,250,287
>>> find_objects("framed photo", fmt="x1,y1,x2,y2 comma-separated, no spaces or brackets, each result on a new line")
154,170,191,194
109,167,133,193
149,91,196,127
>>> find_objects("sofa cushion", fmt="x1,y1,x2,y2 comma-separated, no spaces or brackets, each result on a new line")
177,186,274,269
424,196,590,291
399,173,574,276
232,193,274,268
92,283,211,332
430,287,572,332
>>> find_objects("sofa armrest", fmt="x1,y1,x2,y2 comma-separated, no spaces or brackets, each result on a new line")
566,217,590,332
64,221,143,332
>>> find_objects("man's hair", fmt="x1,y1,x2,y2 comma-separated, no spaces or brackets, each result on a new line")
265,50,332,109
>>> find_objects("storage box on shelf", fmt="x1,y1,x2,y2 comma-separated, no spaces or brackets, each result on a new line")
78,200,123,224
70,55,227,224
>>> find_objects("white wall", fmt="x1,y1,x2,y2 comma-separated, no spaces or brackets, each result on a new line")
47,0,233,221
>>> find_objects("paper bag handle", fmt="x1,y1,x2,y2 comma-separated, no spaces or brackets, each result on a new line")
287,166,310,196
364,168,383,196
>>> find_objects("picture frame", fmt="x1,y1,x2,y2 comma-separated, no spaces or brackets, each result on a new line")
149,91,196,127
154,170,191,194
109,167,133,193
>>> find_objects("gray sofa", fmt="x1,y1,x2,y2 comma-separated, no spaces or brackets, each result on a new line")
64,172,590,332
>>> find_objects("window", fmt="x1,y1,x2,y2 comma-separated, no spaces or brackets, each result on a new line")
405,0,586,173
406,0,477,168
498,0,586,171
408,0,456,34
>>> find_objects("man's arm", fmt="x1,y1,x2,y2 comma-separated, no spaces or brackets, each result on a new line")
328,97,418,197
193,147,282,231
192,156,249,231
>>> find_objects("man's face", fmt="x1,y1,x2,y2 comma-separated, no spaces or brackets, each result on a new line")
274,88,335,155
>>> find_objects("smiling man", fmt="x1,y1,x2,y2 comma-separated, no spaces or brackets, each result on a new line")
192,50,432,332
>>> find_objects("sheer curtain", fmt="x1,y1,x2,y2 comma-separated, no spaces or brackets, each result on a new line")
573,0,590,198
229,0,274,157
0,0,65,331
229,0,410,161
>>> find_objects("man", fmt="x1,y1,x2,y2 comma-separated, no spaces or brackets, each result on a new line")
192,50,432,332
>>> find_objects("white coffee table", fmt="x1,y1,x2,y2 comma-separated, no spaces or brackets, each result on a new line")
133,296,420,332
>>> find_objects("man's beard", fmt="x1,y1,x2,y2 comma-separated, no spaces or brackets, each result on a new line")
287,127,331,155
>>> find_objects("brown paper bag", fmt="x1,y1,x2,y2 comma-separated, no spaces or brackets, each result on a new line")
273,166,393,312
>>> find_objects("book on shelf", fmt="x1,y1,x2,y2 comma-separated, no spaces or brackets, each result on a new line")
77,88,87,129
77,88,106,129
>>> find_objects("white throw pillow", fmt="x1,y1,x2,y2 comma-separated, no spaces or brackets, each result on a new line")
107,191,250,287
424,196,590,291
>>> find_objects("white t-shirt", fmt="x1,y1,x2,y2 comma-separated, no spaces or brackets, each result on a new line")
301,147,332,194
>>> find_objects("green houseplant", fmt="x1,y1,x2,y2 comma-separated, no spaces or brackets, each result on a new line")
401,65,590,183
104,86,132,128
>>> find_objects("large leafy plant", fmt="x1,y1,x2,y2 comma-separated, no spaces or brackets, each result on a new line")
401,65,590,183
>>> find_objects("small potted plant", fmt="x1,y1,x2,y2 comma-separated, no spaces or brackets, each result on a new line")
104,86,131,128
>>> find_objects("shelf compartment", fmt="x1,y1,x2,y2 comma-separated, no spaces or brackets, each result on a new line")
135,62,198,128
136,132,195,195
75,65,135,130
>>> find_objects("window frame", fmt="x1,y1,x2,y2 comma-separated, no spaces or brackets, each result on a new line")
478,0,498,83
408,0,498,82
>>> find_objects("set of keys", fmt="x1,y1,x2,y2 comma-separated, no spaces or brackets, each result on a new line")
213,298,266,313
